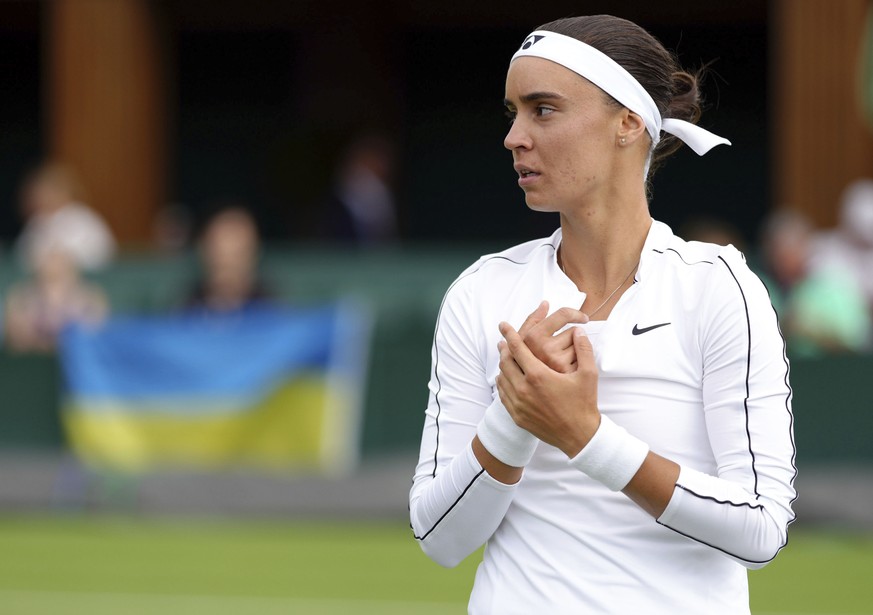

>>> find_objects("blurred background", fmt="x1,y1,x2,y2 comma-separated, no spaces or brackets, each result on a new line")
0,0,872,613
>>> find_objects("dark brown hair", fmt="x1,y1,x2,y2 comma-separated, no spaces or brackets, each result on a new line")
537,15,702,179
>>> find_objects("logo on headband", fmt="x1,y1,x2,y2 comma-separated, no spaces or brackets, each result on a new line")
521,34,545,50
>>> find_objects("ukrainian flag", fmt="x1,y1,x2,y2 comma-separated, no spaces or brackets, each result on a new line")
58,304,371,474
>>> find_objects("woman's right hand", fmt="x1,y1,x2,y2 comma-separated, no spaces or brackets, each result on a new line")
515,301,588,373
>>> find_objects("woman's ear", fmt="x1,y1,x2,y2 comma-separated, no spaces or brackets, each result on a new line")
616,110,648,146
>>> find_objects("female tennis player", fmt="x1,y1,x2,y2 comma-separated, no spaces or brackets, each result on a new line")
409,14,796,615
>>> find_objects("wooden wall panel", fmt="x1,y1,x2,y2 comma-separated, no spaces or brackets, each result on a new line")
773,0,873,227
47,0,164,245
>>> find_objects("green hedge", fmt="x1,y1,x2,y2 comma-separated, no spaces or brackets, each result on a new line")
0,247,870,463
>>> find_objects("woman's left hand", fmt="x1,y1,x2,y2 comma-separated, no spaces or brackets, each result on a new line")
496,321,601,458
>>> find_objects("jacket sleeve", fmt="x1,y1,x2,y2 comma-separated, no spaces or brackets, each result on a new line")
409,268,519,568
657,245,797,569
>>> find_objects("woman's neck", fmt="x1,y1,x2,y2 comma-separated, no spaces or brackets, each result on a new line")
557,195,652,298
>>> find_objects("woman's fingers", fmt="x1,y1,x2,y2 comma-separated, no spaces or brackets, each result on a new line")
517,300,549,336
499,321,544,377
520,306,587,372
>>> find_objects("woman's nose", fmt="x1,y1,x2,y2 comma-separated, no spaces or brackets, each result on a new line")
504,118,532,151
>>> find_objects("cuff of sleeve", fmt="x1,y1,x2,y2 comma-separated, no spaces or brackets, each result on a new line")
476,398,538,468
657,471,686,525
568,415,649,491
466,443,523,492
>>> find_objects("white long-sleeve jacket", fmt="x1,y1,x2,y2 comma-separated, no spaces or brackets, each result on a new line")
410,220,796,615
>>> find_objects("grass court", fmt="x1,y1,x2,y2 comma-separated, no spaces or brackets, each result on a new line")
0,517,870,614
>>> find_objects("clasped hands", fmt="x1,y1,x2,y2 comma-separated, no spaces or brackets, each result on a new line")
496,300,602,459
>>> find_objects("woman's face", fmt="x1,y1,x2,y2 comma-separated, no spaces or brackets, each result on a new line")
504,57,626,212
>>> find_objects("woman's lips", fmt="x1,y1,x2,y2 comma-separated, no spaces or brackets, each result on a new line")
515,164,541,187
518,170,541,187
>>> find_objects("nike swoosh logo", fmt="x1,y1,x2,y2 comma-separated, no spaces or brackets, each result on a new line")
632,322,671,335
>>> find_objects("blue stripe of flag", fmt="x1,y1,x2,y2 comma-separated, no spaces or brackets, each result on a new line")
59,305,338,401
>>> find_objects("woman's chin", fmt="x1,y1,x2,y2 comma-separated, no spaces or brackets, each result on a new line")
524,195,558,213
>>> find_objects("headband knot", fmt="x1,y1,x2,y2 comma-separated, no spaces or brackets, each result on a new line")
512,31,730,157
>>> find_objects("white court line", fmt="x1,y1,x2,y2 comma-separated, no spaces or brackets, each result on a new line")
0,590,864,615
0,588,465,615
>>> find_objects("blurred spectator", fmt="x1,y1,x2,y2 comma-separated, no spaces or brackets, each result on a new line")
760,209,871,357
321,134,398,244
811,178,873,311
152,204,192,254
14,163,116,271
186,206,274,313
679,215,746,251
4,247,108,353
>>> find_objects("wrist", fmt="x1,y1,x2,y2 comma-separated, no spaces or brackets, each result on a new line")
476,398,539,468
558,414,602,458
567,415,649,491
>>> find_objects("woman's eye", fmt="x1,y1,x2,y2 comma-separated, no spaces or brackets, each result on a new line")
504,110,517,124
535,106,555,118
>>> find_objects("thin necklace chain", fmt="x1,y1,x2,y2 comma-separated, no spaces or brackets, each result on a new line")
559,253,639,319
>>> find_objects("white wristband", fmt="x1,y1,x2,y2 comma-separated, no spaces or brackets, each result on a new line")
476,398,538,468
568,415,649,491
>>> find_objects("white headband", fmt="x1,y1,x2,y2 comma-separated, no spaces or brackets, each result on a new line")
511,31,730,156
